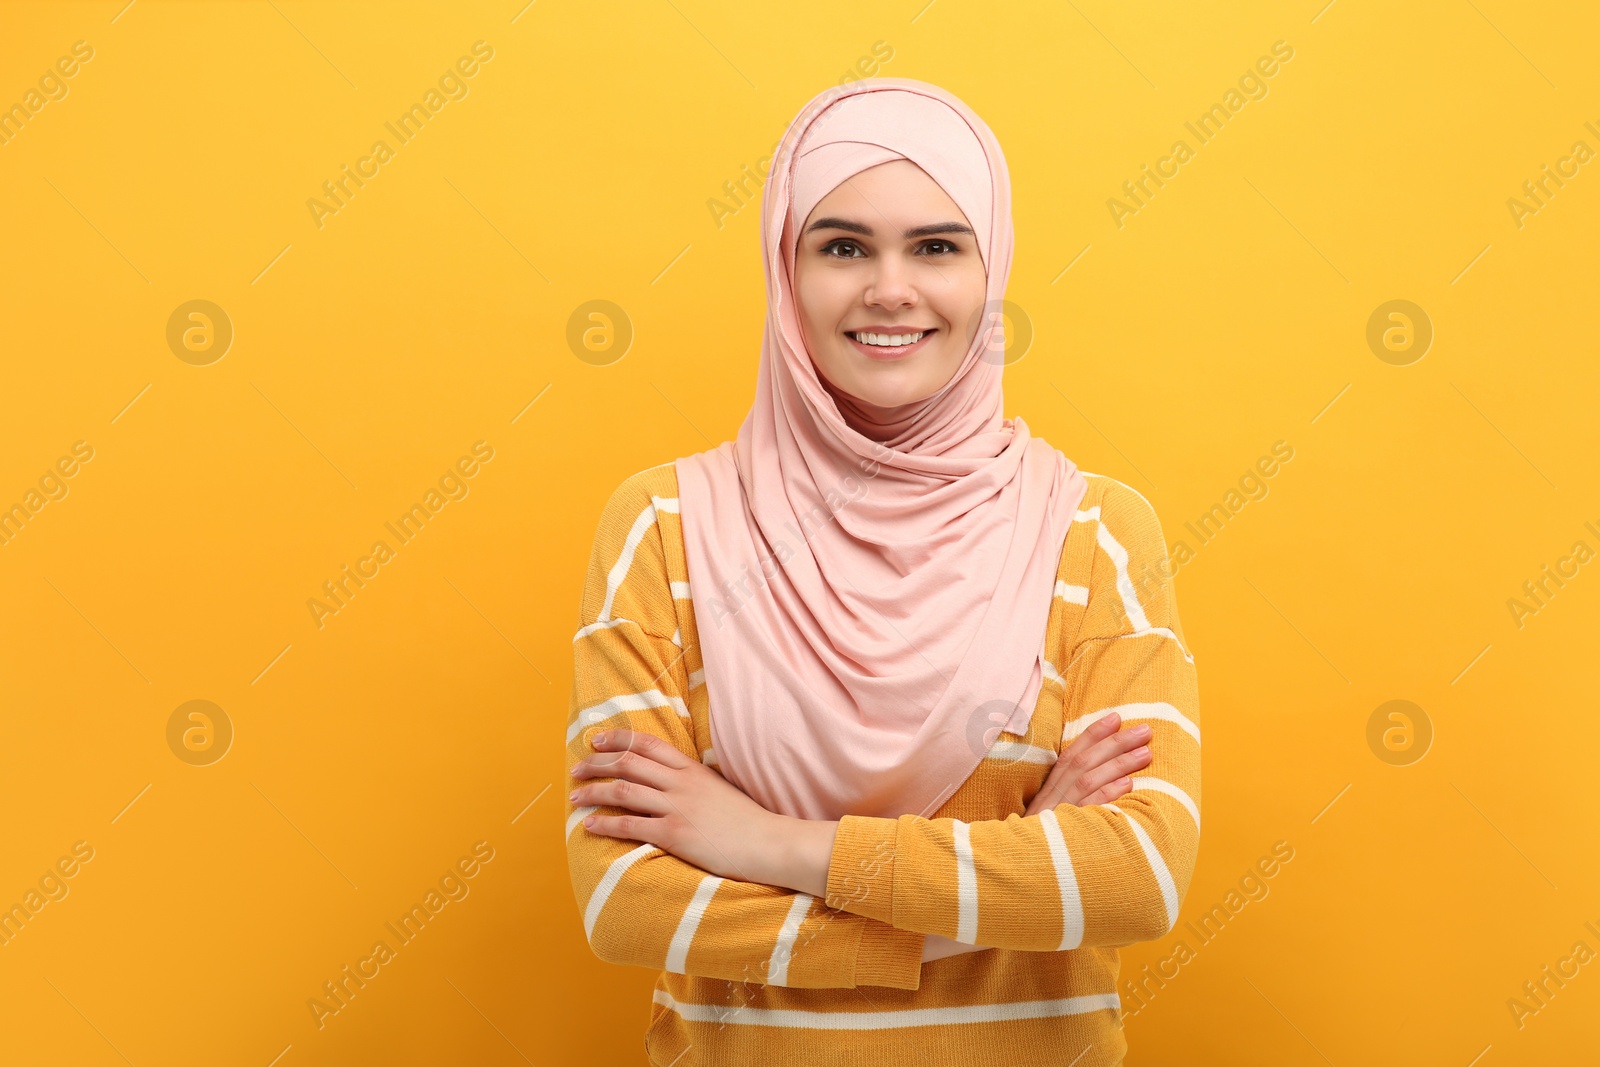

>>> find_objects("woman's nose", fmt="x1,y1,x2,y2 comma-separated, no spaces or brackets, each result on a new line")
865,257,917,307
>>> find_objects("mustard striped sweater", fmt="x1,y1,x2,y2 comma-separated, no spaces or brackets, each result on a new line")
565,461,1201,1067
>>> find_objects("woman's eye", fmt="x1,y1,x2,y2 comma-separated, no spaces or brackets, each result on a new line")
821,239,958,259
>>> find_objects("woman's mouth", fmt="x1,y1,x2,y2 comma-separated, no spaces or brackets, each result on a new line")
845,329,937,361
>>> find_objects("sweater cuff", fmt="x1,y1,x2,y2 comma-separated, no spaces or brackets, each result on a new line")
824,814,900,925
851,919,923,990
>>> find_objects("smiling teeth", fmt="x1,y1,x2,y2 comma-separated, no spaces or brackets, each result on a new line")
852,331,925,346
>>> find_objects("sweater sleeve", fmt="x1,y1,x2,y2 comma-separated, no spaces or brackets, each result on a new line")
822,480,1202,951
565,469,926,990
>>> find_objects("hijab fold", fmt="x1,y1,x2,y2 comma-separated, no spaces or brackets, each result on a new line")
675,78,1088,823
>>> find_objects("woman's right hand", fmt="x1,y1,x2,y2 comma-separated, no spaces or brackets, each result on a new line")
1023,712,1151,816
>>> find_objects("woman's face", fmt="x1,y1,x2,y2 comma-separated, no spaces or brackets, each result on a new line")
793,160,987,409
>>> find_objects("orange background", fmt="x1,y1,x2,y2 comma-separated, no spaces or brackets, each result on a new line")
2,1,1597,1064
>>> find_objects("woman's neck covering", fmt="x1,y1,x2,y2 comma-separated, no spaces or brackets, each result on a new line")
674,77,1088,822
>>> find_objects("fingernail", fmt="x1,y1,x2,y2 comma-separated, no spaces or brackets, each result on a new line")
568,790,579,801
593,732,607,745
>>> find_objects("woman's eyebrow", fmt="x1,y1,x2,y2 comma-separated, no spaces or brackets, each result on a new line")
804,217,975,239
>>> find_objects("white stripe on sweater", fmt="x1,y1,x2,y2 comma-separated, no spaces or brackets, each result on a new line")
1129,776,1200,830
567,689,688,743
953,820,978,944
665,874,722,974
1042,658,1065,689
767,894,814,986
1094,520,1152,632
987,740,1057,765
1110,625,1195,663
1100,803,1180,935
652,987,1119,1029
1071,496,1194,663
1055,580,1089,604
584,842,656,939
1061,701,1200,748
572,616,632,642
566,805,597,839
1038,808,1085,949
597,496,678,622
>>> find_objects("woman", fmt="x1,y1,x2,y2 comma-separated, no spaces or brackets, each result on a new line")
565,78,1200,1066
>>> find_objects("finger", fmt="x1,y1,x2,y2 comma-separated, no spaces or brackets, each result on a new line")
1074,744,1151,799
572,749,676,791
593,729,695,770
1079,776,1134,807
1061,712,1121,756
1067,725,1151,783
573,778,671,816
1025,771,1073,814
580,811,662,844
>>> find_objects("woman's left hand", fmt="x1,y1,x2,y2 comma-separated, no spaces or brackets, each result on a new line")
571,728,784,884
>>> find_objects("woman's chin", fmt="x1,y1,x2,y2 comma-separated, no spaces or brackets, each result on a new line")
835,380,937,410
815,363,943,409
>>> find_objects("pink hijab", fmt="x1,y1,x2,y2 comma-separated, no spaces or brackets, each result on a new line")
674,78,1088,823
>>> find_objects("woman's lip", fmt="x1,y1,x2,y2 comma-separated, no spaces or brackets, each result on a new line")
845,329,936,361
